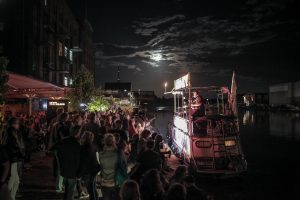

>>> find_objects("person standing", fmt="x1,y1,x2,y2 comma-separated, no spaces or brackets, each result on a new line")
6,117,25,200
49,112,70,193
0,145,10,200
98,134,127,200
78,131,101,200
53,125,80,200
83,113,102,150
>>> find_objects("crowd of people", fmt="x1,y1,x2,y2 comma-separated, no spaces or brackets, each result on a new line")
0,107,210,200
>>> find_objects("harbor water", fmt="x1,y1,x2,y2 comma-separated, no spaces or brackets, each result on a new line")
154,109,300,200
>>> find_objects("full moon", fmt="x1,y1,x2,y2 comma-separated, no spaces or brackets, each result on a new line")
151,53,162,62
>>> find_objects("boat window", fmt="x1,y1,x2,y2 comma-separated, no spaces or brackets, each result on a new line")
195,141,212,148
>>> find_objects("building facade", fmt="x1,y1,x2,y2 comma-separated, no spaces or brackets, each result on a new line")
269,81,300,106
0,0,94,87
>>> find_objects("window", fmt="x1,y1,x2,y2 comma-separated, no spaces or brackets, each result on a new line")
69,78,73,86
44,0,47,6
64,76,68,86
64,46,68,58
58,42,63,56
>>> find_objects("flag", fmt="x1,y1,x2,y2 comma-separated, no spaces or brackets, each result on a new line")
230,71,238,117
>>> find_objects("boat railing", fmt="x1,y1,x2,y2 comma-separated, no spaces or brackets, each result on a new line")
207,119,239,137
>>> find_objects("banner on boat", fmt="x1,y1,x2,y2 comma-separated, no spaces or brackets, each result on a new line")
173,116,191,158
174,73,189,90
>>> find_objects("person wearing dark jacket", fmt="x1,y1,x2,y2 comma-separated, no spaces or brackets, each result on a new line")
182,176,208,200
0,145,10,200
50,112,69,193
82,113,102,150
132,139,162,181
6,117,25,200
78,131,101,200
53,128,80,200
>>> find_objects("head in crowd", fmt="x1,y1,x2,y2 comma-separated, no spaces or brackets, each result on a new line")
137,138,147,155
89,112,96,123
115,120,122,130
165,183,187,200
146,139,155,150
154,134,163,143
182,175,195,187
56,107,64,116
172,165,188,182
136,123,143,133
59,112,69,122
114,133,120,144
120,180,141,200
73,115,83,126
141,169,164,196
80,111,88,121
71,125,82,138
151,132,158,140
82,131,94,145
140,129,151,139
8,117,20,130
103,133,117,150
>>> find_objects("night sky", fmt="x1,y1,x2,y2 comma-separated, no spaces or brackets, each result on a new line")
68,0,300,96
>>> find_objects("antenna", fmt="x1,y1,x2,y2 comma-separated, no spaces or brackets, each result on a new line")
117,66,120,83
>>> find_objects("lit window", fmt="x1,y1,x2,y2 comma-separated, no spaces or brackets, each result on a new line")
64,46,68,58
44,0,47,6
58,42,63,56
69,50,73,63
69,78,73,86
64,76,68,86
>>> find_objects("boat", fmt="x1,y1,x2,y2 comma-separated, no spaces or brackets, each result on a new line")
166,72,247,177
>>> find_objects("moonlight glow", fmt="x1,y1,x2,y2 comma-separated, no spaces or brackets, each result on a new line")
151,53,162,62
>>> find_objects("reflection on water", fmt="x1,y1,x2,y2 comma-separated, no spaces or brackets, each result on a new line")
153,112,173,138
154,108,300,199
242,110,255,125
241,110,300,140
154,109,300,141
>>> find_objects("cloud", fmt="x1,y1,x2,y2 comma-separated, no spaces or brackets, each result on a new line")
136,15,186,28
95,1,298,82
135,28,158,36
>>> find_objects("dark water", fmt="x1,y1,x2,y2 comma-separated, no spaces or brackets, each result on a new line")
154,110,300,200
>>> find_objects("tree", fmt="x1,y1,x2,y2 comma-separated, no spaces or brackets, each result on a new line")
87,96,110,112
0,57,9,105
68,66,94,111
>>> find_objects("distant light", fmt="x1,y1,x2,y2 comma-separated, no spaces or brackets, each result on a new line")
80,103,86,107
164,82,168,87
42,102,47,110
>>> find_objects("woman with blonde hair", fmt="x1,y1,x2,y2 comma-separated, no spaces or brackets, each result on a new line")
98,133,127,200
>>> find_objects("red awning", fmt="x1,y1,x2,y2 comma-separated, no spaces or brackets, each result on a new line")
5,73,70,99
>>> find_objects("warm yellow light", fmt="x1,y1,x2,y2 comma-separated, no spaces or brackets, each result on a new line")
164,82,168,87
225,140,236,147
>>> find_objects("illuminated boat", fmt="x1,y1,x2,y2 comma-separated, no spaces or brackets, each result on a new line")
166,72,247,177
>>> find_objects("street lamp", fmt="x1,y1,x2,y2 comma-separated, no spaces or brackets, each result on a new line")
164,82,168,93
